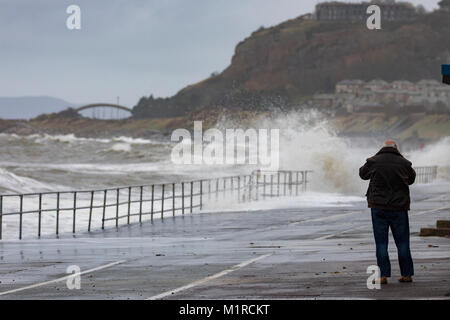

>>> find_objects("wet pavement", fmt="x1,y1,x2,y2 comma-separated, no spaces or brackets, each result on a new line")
0,182,449,300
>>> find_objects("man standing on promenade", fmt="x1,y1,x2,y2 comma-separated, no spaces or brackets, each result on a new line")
359,140,416,284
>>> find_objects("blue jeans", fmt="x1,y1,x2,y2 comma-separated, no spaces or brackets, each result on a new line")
371,208,414,277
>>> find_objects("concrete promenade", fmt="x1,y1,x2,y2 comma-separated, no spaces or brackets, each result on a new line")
0,182,449,299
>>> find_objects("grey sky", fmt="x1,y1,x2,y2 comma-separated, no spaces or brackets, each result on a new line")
0,0,440,108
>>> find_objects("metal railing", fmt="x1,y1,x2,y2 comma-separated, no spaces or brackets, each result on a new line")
414,166,438,184
0,170,310,240
0,166,438,240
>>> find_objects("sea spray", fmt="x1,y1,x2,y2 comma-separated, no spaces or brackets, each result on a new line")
215,110,377,195
409,136,450,180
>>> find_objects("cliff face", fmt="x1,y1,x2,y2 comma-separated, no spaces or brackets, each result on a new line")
133,10,450,118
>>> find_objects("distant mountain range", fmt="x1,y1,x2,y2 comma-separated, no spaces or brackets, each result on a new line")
0,96,77,119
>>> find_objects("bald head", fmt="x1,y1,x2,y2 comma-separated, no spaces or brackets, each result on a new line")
384,139,398,149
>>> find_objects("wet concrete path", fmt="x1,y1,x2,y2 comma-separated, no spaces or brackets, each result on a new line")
0,183,449,299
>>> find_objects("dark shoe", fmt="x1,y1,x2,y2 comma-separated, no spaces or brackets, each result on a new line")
372,276,388,285
398,276,413,283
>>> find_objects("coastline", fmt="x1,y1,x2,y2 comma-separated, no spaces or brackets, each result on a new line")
1,111,449,147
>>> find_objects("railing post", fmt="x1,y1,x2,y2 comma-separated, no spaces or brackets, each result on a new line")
306,171,309,191
257,172,260,201
72,192,77,234
238,176,241,203
182,182,185,215
263,174,266,200
296,172,299,196
88,191,94,232
0,195,2,240
289,172,293,196
231,177,234,197
56,192,60,236
216,179,219,201
151,185,154,222
102,190,107,230
116,188,119,228
245,176,248,201
38,193,42,237
172,183,176,217
161,184,165,220
208,180,211,201
249,175,253,201
190,181,193,213
283,172,287,196
270,174,274,197
303,171,307,192
127,187,131,224
200,180,203,210
19,195,23,240
139,186,143,223
277,172,280,196
223,178,226,198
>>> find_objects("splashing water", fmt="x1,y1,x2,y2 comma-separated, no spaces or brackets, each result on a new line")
0,110,448,195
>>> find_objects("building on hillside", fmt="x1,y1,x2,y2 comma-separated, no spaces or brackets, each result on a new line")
416,79,442,91
330,78,450,113
335,80,365,93
433,86,450,100
315,0,420,21
365,79,389,91
439,0,450,12
392,80,416,91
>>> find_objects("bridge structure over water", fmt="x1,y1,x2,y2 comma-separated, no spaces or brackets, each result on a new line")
75,103,133,120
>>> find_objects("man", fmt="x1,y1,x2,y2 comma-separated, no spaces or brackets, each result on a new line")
359,140,416,284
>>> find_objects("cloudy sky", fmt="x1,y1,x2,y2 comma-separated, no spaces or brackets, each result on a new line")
0,0,440,108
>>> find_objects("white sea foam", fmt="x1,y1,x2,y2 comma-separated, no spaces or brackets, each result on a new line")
0,133,171,146
109,143,132,153
202,192,366,213
214,110,376,195
0,168,65,194
409,136,450,180
215,110,450,194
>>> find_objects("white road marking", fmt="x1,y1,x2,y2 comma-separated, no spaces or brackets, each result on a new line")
146,253,272,300
423,194,450,202
290,211,361,225
0,260,126,296
314,226,366,241
411,206,450,216
1,204,448,298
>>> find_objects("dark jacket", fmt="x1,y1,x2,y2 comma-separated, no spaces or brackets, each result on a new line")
359,146,416,211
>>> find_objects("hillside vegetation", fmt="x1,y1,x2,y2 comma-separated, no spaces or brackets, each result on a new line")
133,10,450,118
